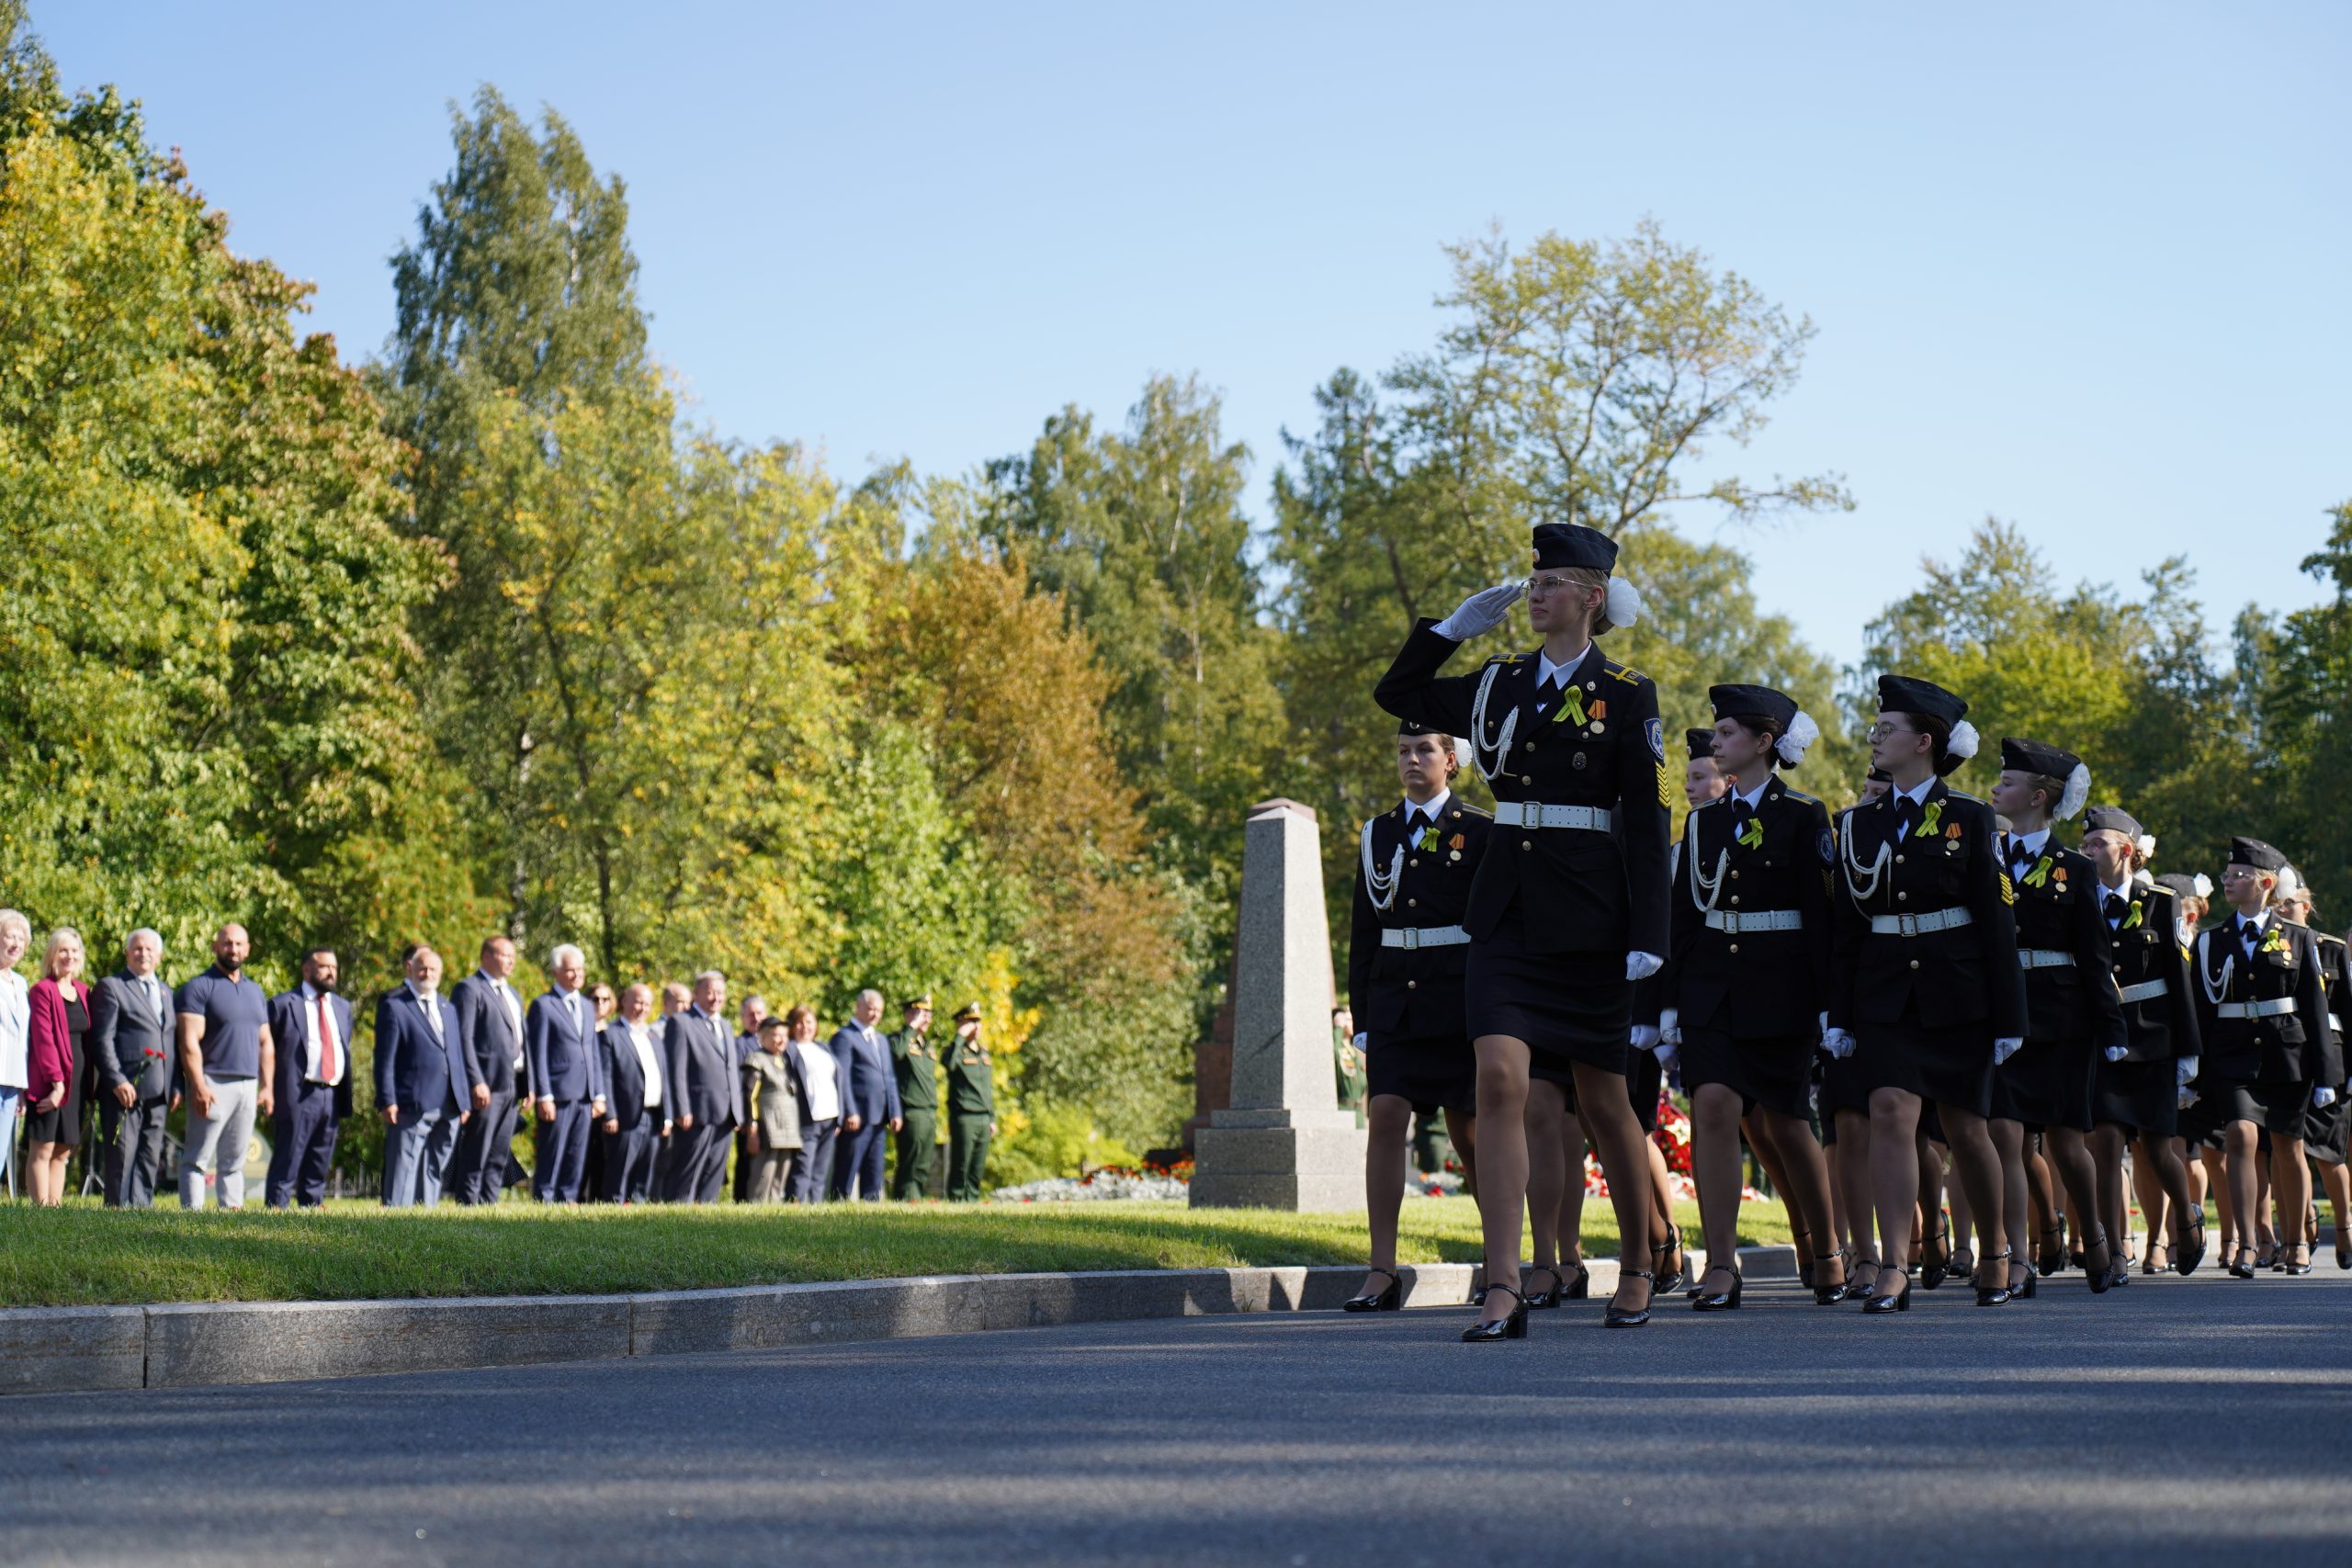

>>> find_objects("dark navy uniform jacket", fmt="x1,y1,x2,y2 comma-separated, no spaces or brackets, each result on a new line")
1374,623,1670,956
1665,778,1835,1039
2093,880,2199,1063
2193,914,2338,1087
1346,792,1493,1042
2000,835,2127,1055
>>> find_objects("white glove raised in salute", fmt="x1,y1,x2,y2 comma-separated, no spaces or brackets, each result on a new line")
1432,581,1527,641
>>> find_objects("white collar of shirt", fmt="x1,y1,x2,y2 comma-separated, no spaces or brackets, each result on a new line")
2237,910,2270,938
1404,788,1453,827
1731,778,1770,812
2102,880,2134,907
406,980,437,1004
1535,645,1589,689
299,982,322,1002
1890,777,1935,808
2009,827,2050,857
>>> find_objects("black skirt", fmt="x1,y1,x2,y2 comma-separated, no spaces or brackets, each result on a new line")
1464,929,1629,1078
1819,1050,1871,1120
2305,1095,2350,1166
1991,1035,2097,1134
2177,1087,2230,1150
1681,1026,1814,1122
2091,1055,2177,1138
2211,1078,2312,1139
1854,998,1994,1119
1365,1032,1476,1114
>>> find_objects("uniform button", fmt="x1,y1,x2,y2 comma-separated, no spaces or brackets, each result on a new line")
1521,775,1535,785
1407,898,1418,908
1406,981,1418,990
1909,960,1921,971
1895,854,1906,865
1524,741,1536,752
1521,840,1532,852
1408,859,1419,868
1728,943,1740,954
1730,870,1741,880
1730,896,1742,907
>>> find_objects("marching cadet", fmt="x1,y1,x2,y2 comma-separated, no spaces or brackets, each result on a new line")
2191,839,2340,1277
1826,675,2023,1314
1822,765,1894,1296
940,1002,996,1202
1986,741,2128,1297
1374,521,1672,1337
2077,807,2205,1276
1659,683,1848,1310
888,996,938,1201
2274,876,2350,1268
1342,723,1492,1313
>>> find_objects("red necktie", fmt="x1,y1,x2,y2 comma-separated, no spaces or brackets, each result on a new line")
316,995,339,1084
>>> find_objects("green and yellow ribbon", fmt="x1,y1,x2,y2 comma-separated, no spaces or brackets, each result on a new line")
1736,817,1764,851
1415,825,1440,852
1915,800,1945,839
2121,900,2143,931
1550,685,1589,727
2022,854,2054,889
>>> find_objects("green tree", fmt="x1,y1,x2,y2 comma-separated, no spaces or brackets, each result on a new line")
2252,500,2352,920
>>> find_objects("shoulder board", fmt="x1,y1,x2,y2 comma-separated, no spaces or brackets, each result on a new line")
1602,659,1645,685
2316,931,2346,951
2143,884,2177,903
1690,795,1725,812
1484,652,1525,668
1778,788,1819,805
1453,803,1494,822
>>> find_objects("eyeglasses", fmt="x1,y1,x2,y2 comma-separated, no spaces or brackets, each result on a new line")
1526,574,1582,597
1866,721,1914,742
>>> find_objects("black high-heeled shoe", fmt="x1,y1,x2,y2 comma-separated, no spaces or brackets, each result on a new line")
1343,1267,1402,1313
1974,1247,2014,1306
1461,1283,1528,1342
1562,1260,1590,1299
2177,1208,2207,1276
1652,1227,1686,1297
1606,1268,1656,1328
2227,1246,2256,1280
2038,1224,2066,1277
2084,1227,2115,1294
1920,1224,1953,1290
2011,1256,2039,1299
1691,1263,1742,1312
1863,1264,1911,1314
1792,1226,1815,1290
1522,1263,1566,1310
2255,1238,2279,1271
2336,1234,2350,1270
2283,1246,2313,1277
1814,1249,1850,1305
1847,1254,1882,1307
2141,1242,2166,1276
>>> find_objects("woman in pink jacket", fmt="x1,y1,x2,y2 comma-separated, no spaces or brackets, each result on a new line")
24,927,92,1207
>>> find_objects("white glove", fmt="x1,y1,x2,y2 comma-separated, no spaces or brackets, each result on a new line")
2317,1086,2339,1110
2176,1057,2199,1086
2177,1086,2199,1111
1654,1043,1679,1070
1351,1032,1368,1054
1820,1027,1857,1060
2103,1045,2129,1063
1431,581,1527,641
1625,951,1665,982
1993,1036,2024,1066
1630,1024,1660,1051
1658,1009,1681,1047
1818,1011,1829,1037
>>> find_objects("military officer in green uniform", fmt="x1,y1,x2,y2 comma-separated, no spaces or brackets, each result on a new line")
1332,1006,1367,1128
942,1002,996,1201
888,996,938,1200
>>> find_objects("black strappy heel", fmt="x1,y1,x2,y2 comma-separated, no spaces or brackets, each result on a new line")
1792,1226,1815,1290
1973,1247,2014,1306
1652,1225,1687,1297
1920,1223,1954,1290
1606,1268,1655,1328
1343,1267,1402,1313
1863,1263,1912,1314
1691,1263,1742,1312
2178,1205,2207,1275
1847,1252,1883,1307
1461,1284,1528,1342
1522,1263,1566,1310
2084,1226,2115,1294
1815,1247,1851,1305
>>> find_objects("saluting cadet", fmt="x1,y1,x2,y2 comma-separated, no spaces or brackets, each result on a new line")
2077,807,2206,1276
889,996,938,1201
1826,676,2024,1313
2191,839,2341,1277
940,1002,995,1202
1343,723,1493,1312
1986,740,2129,1297
1660,684,1848,1309
1374,521,1672,1337
2274,877,2350,1268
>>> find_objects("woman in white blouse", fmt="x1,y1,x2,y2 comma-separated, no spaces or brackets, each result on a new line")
784,1004,843,1202
0,910,31,1199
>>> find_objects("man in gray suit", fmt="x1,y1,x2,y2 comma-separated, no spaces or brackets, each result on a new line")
447,935,526,1204
90,928,177,1208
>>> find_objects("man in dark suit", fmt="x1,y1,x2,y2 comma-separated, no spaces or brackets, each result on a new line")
266,947,356,1209
90,928,178,1208
597,982,669,1202
447,935,526,1204
828,988,902,1201
526,943,605,1203
375,944,479,1208
663,971,742,1203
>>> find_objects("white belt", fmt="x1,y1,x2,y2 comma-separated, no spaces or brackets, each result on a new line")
2215,998,2295,1020
1493,801,1613,833
1704,909,1803,934
2116,978,2169,1004
1869,908,1974,937
1381,925,1470,951
2018,949,2075,970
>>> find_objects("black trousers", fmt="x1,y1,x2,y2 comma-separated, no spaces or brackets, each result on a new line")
266,1078,341,1209
446,1088,518,1204
789,1119,840,1201
665,1116,735,1203
601,1109,662,1202
100,1094,171,1208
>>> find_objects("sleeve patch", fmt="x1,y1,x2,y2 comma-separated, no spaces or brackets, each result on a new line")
1998,871,2016,905
1645,716,1665,763
1817,829,1836,866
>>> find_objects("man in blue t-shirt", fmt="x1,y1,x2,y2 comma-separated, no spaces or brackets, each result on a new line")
175,922,276,1210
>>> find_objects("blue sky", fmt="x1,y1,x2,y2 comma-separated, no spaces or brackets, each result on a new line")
32,2,2350,667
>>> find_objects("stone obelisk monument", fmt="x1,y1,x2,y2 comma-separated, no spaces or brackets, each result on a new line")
1190,799,1366,1209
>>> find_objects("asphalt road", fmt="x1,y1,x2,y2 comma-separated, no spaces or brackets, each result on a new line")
5,1264,2349,1567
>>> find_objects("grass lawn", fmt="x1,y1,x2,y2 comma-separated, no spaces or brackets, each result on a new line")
0,1195,1794,1309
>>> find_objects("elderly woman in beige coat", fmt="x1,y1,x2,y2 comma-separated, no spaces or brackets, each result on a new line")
741,1014,805,1201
